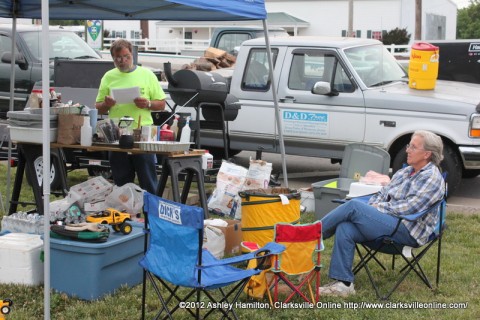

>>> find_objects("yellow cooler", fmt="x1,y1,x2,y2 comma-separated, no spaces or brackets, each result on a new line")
408,42,440,90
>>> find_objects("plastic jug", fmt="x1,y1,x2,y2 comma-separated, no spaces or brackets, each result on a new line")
202,150,214,171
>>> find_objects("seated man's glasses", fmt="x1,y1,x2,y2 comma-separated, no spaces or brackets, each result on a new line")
114,54,132,62
406,143,426,152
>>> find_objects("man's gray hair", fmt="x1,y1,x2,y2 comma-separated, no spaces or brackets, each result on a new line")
110,39,132,56
413,130,444,167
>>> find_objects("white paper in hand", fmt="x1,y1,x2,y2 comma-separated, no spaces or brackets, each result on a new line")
111,86,141,104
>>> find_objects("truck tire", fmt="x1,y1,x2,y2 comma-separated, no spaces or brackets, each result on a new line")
120,222,132,235
392,143,462,195
1,306,10,314
25,155,61,190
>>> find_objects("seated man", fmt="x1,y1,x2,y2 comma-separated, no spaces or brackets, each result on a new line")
319,130,446,297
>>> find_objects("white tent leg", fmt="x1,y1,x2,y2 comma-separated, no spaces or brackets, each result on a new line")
262,19,288,188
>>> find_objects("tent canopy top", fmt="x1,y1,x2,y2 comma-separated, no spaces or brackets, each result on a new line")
0,0,266,20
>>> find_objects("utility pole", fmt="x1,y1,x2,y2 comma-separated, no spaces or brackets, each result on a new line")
415,0,422,40
348,0,354,37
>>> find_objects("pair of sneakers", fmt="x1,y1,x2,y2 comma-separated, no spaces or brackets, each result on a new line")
319,281,355,297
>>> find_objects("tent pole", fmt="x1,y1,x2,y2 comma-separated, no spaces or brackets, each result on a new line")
262,19,288,187
41,0,51,318
6,16,17,213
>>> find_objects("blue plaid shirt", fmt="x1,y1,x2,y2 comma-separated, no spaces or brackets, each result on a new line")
369,162,445,245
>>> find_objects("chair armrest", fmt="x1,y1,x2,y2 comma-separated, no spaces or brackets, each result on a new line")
201,242,285,268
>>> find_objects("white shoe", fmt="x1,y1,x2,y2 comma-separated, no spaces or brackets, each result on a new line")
319,281,355,297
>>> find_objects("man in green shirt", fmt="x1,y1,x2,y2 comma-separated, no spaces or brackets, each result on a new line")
96,39,166,193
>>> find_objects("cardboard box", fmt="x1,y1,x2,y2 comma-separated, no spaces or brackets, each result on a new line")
215,220,242,255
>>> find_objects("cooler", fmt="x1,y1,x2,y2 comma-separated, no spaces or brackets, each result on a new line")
50,224,145,300
0,233,44,286
408,42,440,90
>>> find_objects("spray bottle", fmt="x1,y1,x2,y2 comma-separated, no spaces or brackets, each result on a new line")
179,116,191,143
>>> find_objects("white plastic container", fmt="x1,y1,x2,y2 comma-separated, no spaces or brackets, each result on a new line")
202,150,214,171
8,126,57,143
80,115,92,146
0,233,44,285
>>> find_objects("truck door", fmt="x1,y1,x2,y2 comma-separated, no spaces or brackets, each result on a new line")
276,48,366,157
0,33,32,117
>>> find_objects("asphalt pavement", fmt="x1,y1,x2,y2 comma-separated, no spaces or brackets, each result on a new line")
231,151,480,215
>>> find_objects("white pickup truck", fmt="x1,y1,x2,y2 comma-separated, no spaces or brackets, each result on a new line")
172,36,480,195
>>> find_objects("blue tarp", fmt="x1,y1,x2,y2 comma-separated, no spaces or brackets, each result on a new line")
0,0,266,20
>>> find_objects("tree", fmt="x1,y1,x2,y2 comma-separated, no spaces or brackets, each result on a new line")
457,0,480,39
381,27,411,45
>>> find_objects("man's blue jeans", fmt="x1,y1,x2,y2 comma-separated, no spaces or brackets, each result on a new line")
109,152,158,194
321,200,418,283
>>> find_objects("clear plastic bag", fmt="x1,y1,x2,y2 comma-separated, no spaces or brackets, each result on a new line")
105,183,144,215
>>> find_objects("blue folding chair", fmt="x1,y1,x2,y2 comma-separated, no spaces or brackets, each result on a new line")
140,192,285,320
352,182,447,300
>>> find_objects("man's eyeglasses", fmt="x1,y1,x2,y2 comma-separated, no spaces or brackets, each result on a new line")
114,54,132,62
406,143,426,152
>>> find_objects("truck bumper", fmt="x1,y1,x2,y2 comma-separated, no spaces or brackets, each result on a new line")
459,146,480,169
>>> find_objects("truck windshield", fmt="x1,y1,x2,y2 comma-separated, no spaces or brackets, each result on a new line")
21,30,100,61
344,44,407,87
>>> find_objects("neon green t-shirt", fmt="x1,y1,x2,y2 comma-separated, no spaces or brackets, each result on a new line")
96,66,166,128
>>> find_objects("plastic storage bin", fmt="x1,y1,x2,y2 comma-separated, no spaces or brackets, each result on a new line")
0,233,44,285
408,42,440,90
239,188,300,248
312,143,390,220
50,224,145,300
312,178,355,219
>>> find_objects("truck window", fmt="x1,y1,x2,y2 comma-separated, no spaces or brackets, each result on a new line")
288,51,354,93
242,48,278,91
217,33,251,54
0,34,13,58
344,44,406,87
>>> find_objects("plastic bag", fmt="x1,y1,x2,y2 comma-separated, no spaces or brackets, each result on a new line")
202,225,225,259
105,183,144,215
207,161,248,217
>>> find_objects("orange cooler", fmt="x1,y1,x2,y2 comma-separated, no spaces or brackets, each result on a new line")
408,42,439,90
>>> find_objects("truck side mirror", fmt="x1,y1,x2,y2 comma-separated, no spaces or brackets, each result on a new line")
1,51,28,70
311,81,339,96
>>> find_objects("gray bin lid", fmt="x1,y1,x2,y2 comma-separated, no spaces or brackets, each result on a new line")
339,143,390,179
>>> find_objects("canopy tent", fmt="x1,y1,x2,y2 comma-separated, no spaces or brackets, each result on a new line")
0,1,288,319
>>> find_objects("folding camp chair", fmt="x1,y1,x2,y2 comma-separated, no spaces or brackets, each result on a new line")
241,221,323,306
267,221,323,306
352,190,447,300
140,192,285,320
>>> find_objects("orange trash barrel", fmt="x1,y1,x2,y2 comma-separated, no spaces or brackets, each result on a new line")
408,42,440,90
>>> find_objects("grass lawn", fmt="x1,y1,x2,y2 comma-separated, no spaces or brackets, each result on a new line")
0,164,479,319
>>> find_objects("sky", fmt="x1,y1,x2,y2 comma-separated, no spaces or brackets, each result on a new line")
452,0,471,8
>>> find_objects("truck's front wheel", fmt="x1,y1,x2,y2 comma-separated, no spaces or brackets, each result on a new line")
392,143,462,195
